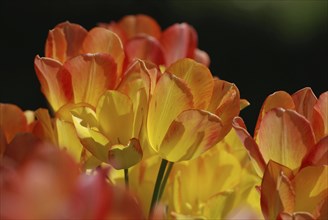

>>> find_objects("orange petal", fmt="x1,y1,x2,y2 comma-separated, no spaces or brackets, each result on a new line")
45,21,87,63
208,79,241,139
118,14,161,40
254,91,295,138
313,92,328,139
302,136,328,167
34,55,72,111
60,53,117,106
32,108,57,145
147,73,193,152
161,23,197,65
160,109,223,161
292,87,317,121
293,165,328,217
82,27,125,77
166,58,214,109
232,117,266,175
261,161,294,220
256,109,316,171
125,36,165,65
0,104,28,142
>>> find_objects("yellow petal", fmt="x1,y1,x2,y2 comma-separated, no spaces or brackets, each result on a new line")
96,91,134,146
255,109,316,171
108,138,143,169
33,108,57,145
147,73,193,152
56,120,83,162
166,58,214,109
160,109,223,162
294,165,328,216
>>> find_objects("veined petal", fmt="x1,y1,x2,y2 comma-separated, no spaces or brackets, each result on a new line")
232,117,266,175
34,56,72,111
166,58,214,109
71,107,109,162
33,108,57,145
0,104,28,142
108,138,143,169
125,36,165,65
292,87,317,121
261,161,294,220
45,21,87,63
160,109,223,162
294,165,328,217
161,23,197,66
256,109,316,171
302,136,328,167
147,73,193,152
60,53,117,106
255,91,295,138
82,27,124,77
96,91,134,146
118,14,161,40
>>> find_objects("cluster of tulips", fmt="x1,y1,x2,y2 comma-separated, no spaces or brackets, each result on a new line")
0,14,327,219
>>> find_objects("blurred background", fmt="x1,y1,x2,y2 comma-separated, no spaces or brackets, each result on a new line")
1,0,327,134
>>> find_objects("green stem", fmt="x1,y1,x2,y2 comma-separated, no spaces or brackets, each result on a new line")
158,161,174,200
124,168,129,189
149,159,168,217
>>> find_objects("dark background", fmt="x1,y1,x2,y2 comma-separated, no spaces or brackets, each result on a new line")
1,0,327,135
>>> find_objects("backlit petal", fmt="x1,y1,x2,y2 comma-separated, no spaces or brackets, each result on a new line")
166,58,214,109
160,109,223,161
82,27,124,77
60,53,117,106
256,109,316,171
147,73,193,152
96,91,134,146
302,136,328,167
45,21,87,63
313,92,328,138
34,56,72,111
254,91,295,138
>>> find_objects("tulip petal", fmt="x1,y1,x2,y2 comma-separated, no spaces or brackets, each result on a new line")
96,91,134,146
0,104,28,143
82,27,124,77
261,161,294,220
45,21,87,63
313,92,328,138
256,109,316,171
161,23,197,65
34,56,72,111
166,58,214,109
118,14,161,40
254,91,295,138
60,53,117,106
71,106,109,162
294,165,328,216
56,120,83,162
159,109,223,162
125,36,165,65
147,73,193,152
302,136,328,167
33,108,57,145
108,138,143,169
292,87,317,121
194,48,210,67
232,117,266,175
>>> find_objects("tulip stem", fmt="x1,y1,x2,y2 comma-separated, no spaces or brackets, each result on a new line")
158,161,174,200
124,168,129,189
149,159,168,217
